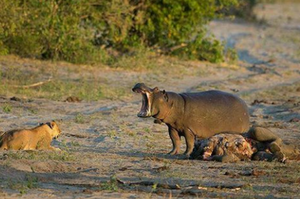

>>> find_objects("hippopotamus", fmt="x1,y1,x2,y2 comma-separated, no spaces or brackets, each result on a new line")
132,83,250,156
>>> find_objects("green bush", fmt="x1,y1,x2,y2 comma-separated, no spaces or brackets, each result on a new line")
0,0,243,65
0,0,108,63
219,0,258,20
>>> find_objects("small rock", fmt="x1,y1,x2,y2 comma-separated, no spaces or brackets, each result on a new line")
263,115,273,119
251,169,266,176
287,99,296,103
82,189,93,194
251,99,268,105
289,118,300,123
10,96,32,103
230,88,239,92
153,165,170,172
10,96,22,101
64,96,82,103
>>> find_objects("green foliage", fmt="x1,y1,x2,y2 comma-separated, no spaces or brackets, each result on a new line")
225,48,238,64
220,0,258,20
172,35,225,63
8,174,38,195
2,104,12,113
6,150,75,161
139,0,224,46
99,175,119,191
0,0,243,65
74,113,85,124
0,0,108,64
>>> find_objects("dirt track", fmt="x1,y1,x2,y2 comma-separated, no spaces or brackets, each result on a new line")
1,2,300,198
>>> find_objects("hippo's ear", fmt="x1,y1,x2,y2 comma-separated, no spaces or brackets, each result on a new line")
153,87,159,92
163,90,168,102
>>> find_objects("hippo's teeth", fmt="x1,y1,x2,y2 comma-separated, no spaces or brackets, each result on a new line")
145,92,151,115
137,92,151,117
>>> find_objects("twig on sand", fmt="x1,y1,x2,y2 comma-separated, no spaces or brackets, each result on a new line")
116,179,245,190
12,78,52,89
117,179,181,189
75,168,99,173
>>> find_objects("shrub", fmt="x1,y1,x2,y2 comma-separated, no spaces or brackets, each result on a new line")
0,0,243,65
0,0,108,63
219,0,258,20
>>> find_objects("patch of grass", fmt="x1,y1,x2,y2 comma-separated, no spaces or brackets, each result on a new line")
193,84,226,92
162,168,196,180
99,175,119,192
255,82,300,101
49,150,75,161
0,78,129,101
8,174,38,195
2,104,12,113
107,130,118,139
6,150,75,161
28,108,37,114
108,47,158,70
0,60,132,101
69,141,80,147
74,113,85,124
143,127,151,134
225,48,238,64
118,121,137,137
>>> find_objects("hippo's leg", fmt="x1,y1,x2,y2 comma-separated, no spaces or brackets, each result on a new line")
183,129,195,156
269,141,300,162
269,142,286,162
248,127,282,144
168,127,181,155
248,127,300,161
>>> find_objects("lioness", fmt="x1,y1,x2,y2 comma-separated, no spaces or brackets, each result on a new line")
0,121,61,151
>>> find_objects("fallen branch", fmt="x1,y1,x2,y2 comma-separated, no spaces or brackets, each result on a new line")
58,179,245,196
64,133,91,139
169,43,187,52
12,78,52,89
117,179,245,190
75,168,99,173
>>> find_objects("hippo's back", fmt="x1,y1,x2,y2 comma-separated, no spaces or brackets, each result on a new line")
180,90,250,138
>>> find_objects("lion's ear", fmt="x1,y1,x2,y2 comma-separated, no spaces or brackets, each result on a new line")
46,122,55,129
50,121,56,129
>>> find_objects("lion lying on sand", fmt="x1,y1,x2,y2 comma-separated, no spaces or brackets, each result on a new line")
0,121,61,151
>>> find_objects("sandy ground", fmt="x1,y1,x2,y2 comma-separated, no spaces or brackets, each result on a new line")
1,2,300,199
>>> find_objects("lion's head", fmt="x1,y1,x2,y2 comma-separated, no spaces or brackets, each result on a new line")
45,121,61,139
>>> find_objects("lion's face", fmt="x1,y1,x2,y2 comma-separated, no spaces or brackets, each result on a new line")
48,121,61,139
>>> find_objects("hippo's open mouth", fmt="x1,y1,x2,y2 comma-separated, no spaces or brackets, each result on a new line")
132,83,152,118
